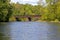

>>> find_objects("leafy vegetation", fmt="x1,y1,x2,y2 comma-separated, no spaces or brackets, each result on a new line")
0,0,60,22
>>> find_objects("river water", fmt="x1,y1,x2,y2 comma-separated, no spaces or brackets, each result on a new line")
0,22,60,40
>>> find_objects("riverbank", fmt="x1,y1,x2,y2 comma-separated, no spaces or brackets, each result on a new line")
36,20,60,23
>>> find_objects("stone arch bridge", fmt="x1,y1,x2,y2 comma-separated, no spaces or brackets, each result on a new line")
15,15,41,21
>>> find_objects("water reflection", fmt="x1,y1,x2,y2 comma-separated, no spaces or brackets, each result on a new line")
47,22,60,40
0,22,11,40
0,22,60,40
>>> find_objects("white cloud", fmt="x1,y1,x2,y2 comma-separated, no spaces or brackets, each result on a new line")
11,0,46,5
22,0,38,2
11,0,38,2
11,0,19,3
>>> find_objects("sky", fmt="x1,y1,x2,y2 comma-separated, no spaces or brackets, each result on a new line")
11,0,46,5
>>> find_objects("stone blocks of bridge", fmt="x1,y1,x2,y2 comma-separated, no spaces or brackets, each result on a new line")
9,16,41,22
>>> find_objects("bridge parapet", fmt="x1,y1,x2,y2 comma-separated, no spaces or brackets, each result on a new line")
15,15,41,18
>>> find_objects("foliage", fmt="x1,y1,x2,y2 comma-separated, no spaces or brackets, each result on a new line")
0,0,13,22
0,0,60,22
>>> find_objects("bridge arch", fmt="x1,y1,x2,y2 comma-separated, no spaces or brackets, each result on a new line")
15,15,41,21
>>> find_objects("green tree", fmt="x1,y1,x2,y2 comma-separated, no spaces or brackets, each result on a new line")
0,0,13,22
45,0,60,21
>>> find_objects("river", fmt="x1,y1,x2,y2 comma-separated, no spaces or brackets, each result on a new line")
0,22,60,40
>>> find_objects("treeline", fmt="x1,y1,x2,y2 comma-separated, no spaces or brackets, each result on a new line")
0,0,13,22
0,0,60,22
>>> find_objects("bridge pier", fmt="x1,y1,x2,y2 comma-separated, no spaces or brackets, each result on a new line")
28,17,31,21
16,17,21,21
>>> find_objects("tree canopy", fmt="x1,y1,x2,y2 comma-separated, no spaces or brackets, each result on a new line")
0,0,60,22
